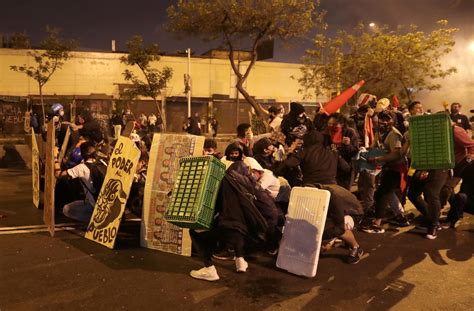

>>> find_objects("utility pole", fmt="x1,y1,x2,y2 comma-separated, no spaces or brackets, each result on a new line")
186,48,192,118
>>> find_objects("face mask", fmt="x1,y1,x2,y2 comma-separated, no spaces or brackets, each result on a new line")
327,125,342,134
379,124,391,135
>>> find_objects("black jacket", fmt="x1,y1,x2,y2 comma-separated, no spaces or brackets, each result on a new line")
275,131,337,185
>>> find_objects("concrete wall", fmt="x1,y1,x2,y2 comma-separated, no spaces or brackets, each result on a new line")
0,48,308,103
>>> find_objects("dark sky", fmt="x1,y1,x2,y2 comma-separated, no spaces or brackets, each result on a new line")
2,0,473,63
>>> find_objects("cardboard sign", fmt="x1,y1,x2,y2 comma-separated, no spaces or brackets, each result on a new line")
85,136,140,249
24,111,31,133
57,126,71,166
141,134,204,256
122,121,135,137
43,121,56,237
31,128,40,209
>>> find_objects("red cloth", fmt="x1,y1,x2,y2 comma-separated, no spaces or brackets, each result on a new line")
392,95,400,108
329,127,343,145
364,114,374,147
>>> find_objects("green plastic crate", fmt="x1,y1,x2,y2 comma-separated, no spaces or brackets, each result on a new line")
164,156,226,229
409,114,455,170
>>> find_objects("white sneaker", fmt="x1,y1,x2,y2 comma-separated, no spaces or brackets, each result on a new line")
235,257,248,273
189,265,220,281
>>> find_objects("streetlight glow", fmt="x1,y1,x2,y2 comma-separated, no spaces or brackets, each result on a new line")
469,41,474,52
369,22,376,27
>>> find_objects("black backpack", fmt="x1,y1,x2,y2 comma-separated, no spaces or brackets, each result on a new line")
84,161,107,200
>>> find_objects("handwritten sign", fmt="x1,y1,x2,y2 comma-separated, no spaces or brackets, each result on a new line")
85,136,140,248
57,126,71,166
31,128,40,209
43,121,56,236
141,134,204,256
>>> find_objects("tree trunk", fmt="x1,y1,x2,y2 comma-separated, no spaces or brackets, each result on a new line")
235,81,267,118
155,97,166,132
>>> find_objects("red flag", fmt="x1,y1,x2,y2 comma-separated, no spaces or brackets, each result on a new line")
323,80,365,115
392,95,400,108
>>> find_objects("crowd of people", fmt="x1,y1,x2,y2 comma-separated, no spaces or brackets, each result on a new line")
188,98,474,281
38,97,473,283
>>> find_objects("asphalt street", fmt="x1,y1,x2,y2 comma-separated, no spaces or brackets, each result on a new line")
0,169,473,310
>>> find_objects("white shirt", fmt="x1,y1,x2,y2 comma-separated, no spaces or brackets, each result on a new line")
148,114,157,126
258,169,280,199
67,160,96,205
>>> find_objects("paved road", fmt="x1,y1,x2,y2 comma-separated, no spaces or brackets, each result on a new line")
0,169,473,310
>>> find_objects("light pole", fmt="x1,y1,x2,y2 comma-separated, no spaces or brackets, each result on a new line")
186,48,192,118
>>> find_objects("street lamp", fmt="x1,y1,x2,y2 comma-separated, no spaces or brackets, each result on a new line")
369,22,376,28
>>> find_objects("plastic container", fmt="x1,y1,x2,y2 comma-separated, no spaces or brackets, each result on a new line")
276,187,331,278
164,156,226,229
409,114,455,170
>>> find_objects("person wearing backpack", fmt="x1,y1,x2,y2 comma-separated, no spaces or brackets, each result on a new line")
58,141,104,223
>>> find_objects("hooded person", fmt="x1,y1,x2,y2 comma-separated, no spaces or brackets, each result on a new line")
221,142,244,169
280,102,314,146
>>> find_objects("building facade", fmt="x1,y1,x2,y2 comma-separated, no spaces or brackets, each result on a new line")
0,48,326,134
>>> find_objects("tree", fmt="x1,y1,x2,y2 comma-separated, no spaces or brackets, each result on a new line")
9,32,31,49
120,35,173,130
10,27,76,126
167,0,325,123
299,20,458,102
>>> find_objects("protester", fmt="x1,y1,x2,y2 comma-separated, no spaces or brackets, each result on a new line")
405,101,448,239
203,138,223,159
148,112,157,133
252,137,277,170
281,102,314,145
268,105,284,132
361,111,405,234
57,141,99,223
210,118,219,137
440,122,474,228
323,112,359,190
235,123,254,157
450,102,471,134
110,110,122,139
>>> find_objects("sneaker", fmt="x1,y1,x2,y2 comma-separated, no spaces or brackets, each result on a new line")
212,249,236,261
361,224,385,234
389,215,410,227
235,257,248,273
347,247,364,264
425,227,438,240
190,265,220,281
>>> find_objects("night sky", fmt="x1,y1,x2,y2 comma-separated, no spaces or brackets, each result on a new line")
2,0,474,63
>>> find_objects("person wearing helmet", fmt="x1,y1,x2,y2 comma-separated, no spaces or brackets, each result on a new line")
50,103,65,117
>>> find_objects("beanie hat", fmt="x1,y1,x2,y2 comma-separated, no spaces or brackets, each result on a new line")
290,102,305,115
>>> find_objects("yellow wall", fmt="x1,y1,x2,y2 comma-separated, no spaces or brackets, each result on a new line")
0,48,312,103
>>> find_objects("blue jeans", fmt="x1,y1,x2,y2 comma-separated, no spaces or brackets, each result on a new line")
63,200,94,223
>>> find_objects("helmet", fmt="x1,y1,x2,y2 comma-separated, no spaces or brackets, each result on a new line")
50,103,64,114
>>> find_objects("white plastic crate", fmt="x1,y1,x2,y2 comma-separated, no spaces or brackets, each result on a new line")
276,187,331,278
